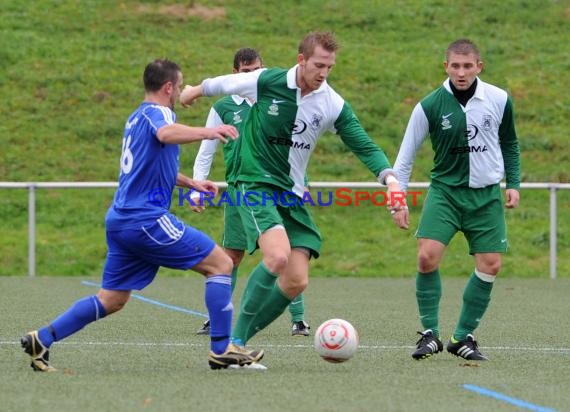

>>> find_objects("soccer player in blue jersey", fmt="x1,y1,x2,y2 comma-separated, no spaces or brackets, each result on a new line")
394,39,521,361
20,58,263,372
191,48,311,337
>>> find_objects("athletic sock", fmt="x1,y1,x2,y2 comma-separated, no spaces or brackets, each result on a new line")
288,293,305,323
245,282,293,342
230,266,239,294
453,270,494,341
205,275,233,354
416,269,442,338
38,295,107,347
231,262,277,344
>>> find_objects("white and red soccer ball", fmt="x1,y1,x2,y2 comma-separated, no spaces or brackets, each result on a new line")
314,318,359,363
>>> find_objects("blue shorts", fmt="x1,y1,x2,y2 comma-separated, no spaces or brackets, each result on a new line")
102,213,216,290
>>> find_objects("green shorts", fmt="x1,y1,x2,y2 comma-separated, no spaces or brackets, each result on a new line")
221,185,247,251
232,182,322,258
416,182,507,254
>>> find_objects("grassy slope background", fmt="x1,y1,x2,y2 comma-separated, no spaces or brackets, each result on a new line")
0,0,568,277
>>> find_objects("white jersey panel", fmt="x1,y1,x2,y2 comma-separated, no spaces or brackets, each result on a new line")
287,75,344,195
462,81,508,187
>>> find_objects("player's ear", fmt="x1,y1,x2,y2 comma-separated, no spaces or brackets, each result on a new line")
163,81,174,94
476,60,483,74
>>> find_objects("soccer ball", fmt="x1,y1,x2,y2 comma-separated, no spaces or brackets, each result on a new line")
314,318,359,363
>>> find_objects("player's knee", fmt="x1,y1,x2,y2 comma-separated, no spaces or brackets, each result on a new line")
215,253,234,275
296,277,308,293
225,249,245,267
417,251,438,273
479,261,501,276
264,251,289,274
100,296,129,315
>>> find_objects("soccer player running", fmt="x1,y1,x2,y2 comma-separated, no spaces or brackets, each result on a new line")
394,39,521,361
180,31,407,357
20,59,263,372
191,48,311,338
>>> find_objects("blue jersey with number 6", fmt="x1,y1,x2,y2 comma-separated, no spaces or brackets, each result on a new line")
106,102,179,231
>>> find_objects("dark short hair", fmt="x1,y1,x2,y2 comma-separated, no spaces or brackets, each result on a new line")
446,39,480,61
298,31,339,59
143,59,181,92
233,48,262,70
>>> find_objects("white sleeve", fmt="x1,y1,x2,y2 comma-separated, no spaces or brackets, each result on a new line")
201,69,264,102
192,107,222,181
394,103,430,193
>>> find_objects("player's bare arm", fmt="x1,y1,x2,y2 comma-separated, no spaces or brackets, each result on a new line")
180,84,204,107
176,173,218,195
157,123,238,145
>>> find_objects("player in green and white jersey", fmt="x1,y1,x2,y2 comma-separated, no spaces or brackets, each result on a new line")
394,39,521,361
181,32,407,354
190,48,311,337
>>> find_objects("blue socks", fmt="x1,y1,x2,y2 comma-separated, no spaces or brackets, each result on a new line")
35,277,233,355
38,295,107,348
205,275,233,354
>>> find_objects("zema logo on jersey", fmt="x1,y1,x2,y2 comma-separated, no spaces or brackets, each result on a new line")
292,120,307,135
268,137,311,150
449,124,487,155
465,124,479,141
267,120,312,149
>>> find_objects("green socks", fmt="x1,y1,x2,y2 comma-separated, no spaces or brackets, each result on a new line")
231,262,277,343
416,270,442,337
288,293,305,323
245,282,292,342
453,271,494,341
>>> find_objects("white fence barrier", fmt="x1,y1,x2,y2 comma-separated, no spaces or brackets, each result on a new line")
1,181,568,279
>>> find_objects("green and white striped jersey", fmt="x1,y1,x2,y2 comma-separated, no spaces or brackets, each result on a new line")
193,95,252,185
202,66,394,196
394,78,520,193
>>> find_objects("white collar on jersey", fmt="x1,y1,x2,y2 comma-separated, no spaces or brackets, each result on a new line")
443,77,486,101
288,64,327,94
231,95,254,106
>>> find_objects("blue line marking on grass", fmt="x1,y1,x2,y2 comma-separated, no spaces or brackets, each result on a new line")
81,280,208,318
463,384,558,412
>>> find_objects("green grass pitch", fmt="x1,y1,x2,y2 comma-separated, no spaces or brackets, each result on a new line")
2,276,568,411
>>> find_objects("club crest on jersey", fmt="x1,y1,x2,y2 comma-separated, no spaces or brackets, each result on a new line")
441,112,453,130
482,115,492,131
268,98,284,116
233,110,244,124
311,114,323,129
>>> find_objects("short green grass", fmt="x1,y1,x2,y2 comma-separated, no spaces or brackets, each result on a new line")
2,276,568,412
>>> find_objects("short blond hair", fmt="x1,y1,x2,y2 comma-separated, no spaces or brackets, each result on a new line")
446,39,480,61
298,31,339,59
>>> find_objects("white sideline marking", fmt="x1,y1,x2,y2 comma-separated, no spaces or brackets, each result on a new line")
2,340,570,353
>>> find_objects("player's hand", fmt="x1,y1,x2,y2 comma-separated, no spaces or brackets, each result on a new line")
189,179,219,196
390,207,409,230
207,124,239,144
505,188,520,209
189,195,206,213
180,85,200,108
386,180,409,230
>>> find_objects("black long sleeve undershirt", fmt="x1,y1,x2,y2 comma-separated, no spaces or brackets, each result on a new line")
449,78,477,106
